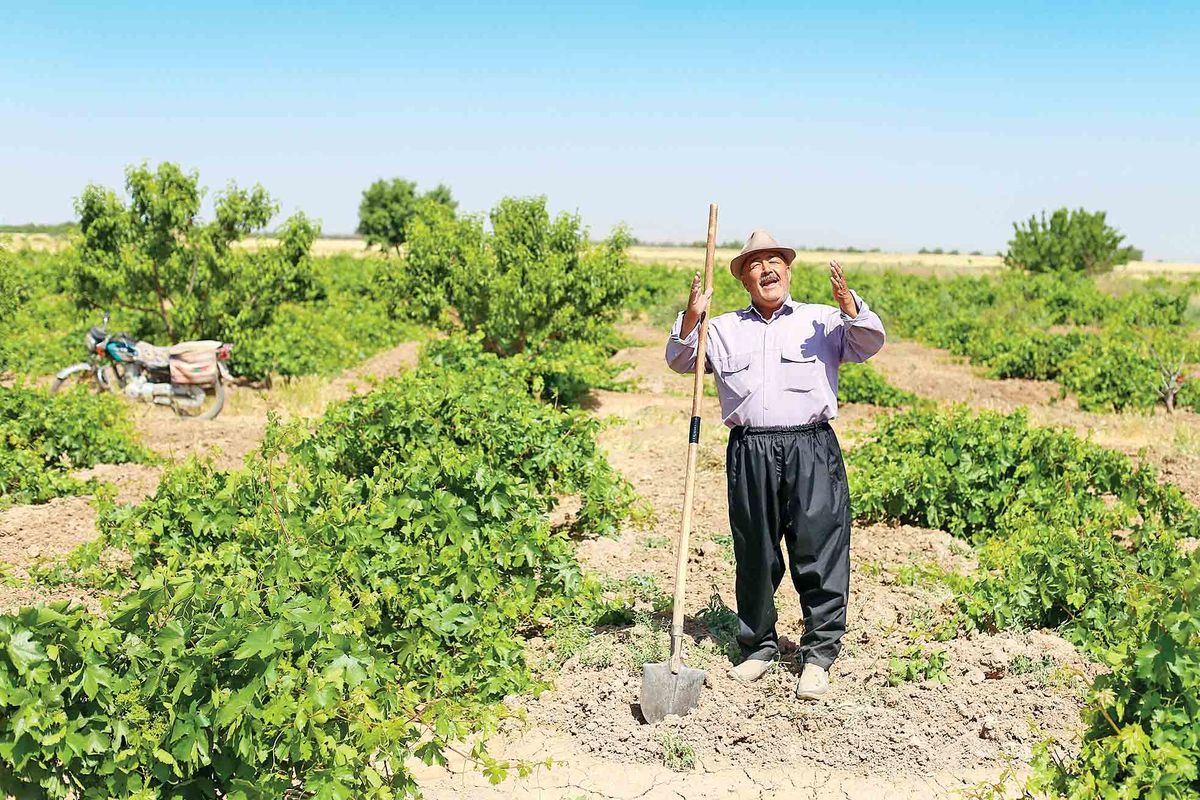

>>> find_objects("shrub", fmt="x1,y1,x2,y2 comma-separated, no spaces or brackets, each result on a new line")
0,250,87,376
385,196,635,403
837,362,915,407
0,347,635,796
1004,208,1140,275
0,246,26,320
228,256,424,379
0,384,150,507
850,404,1200,798
1059,336,1162,412
1031,561,1200,799
850,406,1196,546
421,332,630,407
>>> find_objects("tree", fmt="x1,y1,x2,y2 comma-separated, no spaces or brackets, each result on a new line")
388,195,632,356
1004,208,1141,275
72,161,320,344
356,178,457,255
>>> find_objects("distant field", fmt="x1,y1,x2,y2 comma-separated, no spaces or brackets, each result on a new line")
1,232,376,257
627,244,1200,277
5,233,1197,276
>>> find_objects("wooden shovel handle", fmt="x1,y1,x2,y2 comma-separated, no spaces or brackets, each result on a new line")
670,202,717,673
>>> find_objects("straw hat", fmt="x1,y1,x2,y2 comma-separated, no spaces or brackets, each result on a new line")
730,230,797,278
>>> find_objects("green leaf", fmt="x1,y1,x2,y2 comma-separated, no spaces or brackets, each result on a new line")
5,630,45,673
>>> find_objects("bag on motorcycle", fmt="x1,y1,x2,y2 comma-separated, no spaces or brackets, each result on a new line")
169,344,220,385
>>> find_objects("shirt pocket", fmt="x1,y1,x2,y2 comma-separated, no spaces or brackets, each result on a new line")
714,352,755,395
780,347,819,393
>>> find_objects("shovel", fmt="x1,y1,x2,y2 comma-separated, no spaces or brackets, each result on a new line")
640,203,718,725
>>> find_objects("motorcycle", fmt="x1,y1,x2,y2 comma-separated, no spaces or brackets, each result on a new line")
52,312,233,421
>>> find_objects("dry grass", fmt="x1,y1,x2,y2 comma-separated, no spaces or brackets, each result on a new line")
2,232,379,258
628,244,1003,274
7,232,1198,276
629,244,1200,278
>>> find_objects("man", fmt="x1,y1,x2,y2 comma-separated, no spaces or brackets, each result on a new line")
665,230,885,700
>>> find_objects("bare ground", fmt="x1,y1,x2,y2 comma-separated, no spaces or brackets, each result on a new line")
414,334,1097,799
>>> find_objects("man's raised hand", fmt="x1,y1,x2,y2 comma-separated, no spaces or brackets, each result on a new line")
682,271,713,337
829,260,858,318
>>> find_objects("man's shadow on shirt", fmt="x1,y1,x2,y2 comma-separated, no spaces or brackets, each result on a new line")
799,322,841,387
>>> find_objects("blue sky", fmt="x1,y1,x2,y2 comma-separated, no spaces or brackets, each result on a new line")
2,1,1198,258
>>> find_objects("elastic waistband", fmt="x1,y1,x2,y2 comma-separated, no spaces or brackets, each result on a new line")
731,421,831,436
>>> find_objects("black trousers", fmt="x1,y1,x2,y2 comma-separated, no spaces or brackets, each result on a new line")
725,422,851,670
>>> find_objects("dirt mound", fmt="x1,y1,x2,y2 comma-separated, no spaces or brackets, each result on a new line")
507,524,1092,777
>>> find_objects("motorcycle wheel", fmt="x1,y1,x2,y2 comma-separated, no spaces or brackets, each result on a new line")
172,376,225,421
51,365,125,396
99,363,128,394
51,369,94,395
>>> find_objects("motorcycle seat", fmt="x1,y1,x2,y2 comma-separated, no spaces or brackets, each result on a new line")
134,341,171,368
169,340,223,355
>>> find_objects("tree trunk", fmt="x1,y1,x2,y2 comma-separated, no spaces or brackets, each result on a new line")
151,259,175,341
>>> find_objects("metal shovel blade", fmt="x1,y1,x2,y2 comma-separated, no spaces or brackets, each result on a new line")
639,661,706,724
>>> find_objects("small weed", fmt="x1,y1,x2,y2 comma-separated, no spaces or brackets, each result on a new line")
696,592,741,661
548,620,592,665
711,533,734,562
611,572,672,612
908,606,934,629
893,561,947,588
947,539,972,559
1007,654,1056,681
930,611,966,642
860,559,884,577
625,611,667,671
888,645,949,686
955,758,1021,799
640,535,670,550
685,637,723,669
576,635,617,669
628,499,658,531
696,445,724,472
904,605,965,643
658,731,696,772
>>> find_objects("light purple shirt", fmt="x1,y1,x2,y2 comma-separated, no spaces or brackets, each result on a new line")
665,292,886,427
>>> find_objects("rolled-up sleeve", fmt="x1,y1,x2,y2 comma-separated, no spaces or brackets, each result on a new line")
838,290,886,363
666,311,705,374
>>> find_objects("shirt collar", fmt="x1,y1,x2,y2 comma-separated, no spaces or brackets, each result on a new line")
742,295,799,323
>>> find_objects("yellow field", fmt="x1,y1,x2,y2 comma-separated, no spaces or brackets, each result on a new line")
6,233,1197,276
627,244,1200,277
1,232,378,258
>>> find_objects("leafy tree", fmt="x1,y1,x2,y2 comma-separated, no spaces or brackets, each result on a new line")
356,177,457,254
393,195,632,356
72,161,320,344
1004,207,1140,274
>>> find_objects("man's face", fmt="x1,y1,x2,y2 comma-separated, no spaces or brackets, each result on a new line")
740,251,791,308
